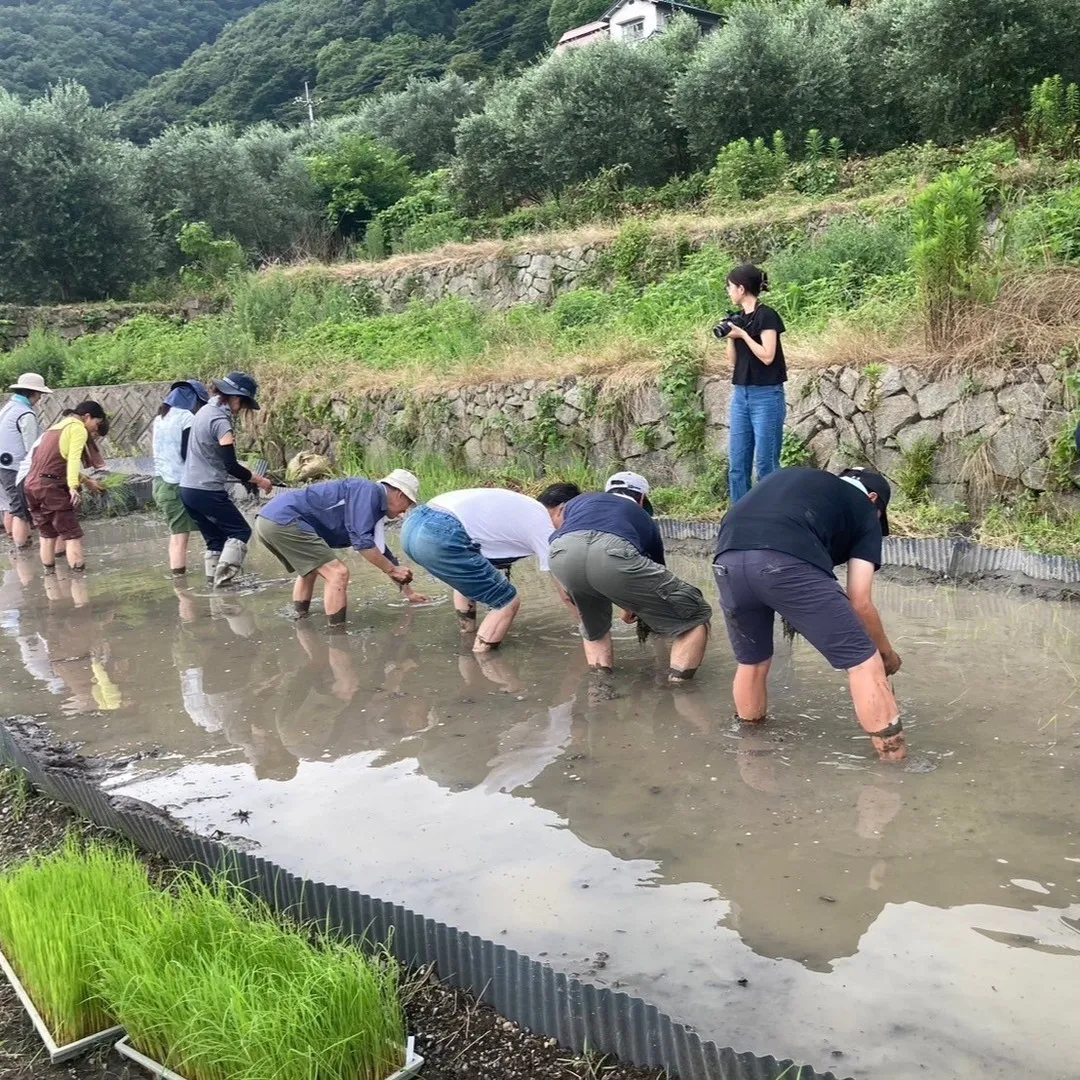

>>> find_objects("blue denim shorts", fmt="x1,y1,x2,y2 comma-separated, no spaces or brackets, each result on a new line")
402,505,518,610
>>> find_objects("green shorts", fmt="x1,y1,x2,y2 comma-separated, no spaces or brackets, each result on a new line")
153,479,195,535
254,515,337,577
549,530,712,642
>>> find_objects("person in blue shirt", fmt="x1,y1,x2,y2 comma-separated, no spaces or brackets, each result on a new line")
548,471,712,681
254,469,428,625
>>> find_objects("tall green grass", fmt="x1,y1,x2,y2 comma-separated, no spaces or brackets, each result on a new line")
0,838,157,1044
97,872,406,1080
0,219,922,391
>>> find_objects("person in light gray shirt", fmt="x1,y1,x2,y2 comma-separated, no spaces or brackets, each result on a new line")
179,372,272,586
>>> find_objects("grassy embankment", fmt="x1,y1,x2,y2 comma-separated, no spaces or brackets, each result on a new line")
4,139,1080,554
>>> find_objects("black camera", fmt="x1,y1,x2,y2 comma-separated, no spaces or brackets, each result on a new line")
712,312,746,340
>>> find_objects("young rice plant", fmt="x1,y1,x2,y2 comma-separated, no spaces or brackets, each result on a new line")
0,838,157,1045
96,871,406,1080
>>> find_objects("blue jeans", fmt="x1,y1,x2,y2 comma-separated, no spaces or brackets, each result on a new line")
728,384,786,504
401,505,517,610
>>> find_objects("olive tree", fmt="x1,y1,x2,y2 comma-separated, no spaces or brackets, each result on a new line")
0,83,153,303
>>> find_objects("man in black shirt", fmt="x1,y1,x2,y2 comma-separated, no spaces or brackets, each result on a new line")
713,466,906,762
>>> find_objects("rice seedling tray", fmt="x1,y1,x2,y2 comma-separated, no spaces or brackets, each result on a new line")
113,1034,425,1080
0,943,123,1063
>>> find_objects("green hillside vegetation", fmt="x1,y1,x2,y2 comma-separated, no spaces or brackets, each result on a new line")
0,0,265,105
116,0,554,141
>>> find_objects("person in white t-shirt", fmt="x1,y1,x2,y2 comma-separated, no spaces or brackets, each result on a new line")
402,483,581,652
152,380,210,575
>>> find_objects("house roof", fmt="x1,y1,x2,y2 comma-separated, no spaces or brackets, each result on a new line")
601,0,721,23
557,19,610,43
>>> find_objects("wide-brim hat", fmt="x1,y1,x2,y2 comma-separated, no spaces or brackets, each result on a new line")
10,372,52,395
171,379,211,403
380,468,421,505
214,372,260,410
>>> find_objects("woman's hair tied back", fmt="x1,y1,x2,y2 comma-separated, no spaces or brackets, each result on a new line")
727,262,769,296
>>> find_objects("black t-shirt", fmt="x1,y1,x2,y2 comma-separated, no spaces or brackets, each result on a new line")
714,468,882,578
730,303,786,386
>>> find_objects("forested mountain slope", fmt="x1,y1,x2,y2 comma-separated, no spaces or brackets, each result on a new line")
0,0,266,104
115,0,556,141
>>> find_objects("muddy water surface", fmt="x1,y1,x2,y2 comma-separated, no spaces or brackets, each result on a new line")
1,518,1078,1079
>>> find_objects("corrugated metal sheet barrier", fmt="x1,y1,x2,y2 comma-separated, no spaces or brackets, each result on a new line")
0,724,846,1080
657,519,1080,586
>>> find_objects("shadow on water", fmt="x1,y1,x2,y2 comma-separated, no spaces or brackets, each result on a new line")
1,517,1079,1078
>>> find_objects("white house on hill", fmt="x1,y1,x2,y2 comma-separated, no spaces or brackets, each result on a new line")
556,0,721,52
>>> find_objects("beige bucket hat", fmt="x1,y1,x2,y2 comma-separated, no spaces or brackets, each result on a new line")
10,372,53,395
380,468,421,505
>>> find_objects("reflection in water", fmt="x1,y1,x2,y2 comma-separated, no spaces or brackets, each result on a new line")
1,530,1079,1078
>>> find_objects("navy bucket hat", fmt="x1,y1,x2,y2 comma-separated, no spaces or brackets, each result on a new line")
214,371,260,410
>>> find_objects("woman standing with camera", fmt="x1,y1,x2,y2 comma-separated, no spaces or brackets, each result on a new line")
718,263,787,504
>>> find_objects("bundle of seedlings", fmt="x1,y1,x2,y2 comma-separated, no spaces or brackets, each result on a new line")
97,871,408,1080
0,838,157,1051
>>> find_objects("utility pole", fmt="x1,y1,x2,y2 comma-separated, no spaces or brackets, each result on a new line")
295,81,318,132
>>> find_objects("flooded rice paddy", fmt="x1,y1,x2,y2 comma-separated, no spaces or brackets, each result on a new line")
1,516,1079,1079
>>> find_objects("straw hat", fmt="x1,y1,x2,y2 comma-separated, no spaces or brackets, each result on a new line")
9,373,53,395
380,469,421,505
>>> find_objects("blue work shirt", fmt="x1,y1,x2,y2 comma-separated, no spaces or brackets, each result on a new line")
259,478,399,563
551,492,665,565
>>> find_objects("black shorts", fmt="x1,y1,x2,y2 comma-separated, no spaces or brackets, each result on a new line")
713,549,877,671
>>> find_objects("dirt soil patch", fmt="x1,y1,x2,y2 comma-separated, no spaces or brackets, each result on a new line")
0,770,663,1080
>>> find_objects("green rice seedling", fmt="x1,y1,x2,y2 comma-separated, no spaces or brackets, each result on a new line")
0,838,160,1045
97,872,406,1080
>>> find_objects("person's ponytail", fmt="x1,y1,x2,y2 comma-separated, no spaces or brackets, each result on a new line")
727,263,769,297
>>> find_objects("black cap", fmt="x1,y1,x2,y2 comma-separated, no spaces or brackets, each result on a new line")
839,467,891,536
214,371,260,410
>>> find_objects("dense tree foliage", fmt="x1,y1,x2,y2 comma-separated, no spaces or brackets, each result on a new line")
0,85,153,302
355,74,486,172
0,0,263,105
3,0,1080,303
116,0,550,140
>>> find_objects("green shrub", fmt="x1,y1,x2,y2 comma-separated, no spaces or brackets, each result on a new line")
1010,185,1080,264
910,166,986,343
708,132,789,202
1025,75,1080,159
780,429,812,468
551,288,616,331
177,222,247,292
895,436,938,502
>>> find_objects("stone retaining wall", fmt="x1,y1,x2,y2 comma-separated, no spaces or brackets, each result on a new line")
29,362,1079,505
343,246,605,313
273,361,1078,505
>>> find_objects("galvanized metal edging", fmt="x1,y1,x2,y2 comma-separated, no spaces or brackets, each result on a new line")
657,518,1080,586
0,724,847,1080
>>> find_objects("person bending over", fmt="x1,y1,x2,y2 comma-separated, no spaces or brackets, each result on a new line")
255,469,427,624
548,472,712,681
24,401,108,574
402,483,580,652
179,372,272,587
712,466,906,762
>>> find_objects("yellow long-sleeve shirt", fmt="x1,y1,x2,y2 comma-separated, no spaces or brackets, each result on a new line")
50,415,89,489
